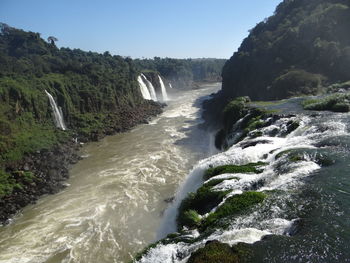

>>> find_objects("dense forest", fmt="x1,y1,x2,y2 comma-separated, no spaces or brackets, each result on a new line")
0,23,160,165
0,23,165,206
221,0,350,100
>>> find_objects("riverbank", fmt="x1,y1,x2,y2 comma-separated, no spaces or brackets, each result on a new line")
0,84,219,263
0,101,163,225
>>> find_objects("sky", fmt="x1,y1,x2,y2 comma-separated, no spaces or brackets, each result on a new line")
0,0,282,59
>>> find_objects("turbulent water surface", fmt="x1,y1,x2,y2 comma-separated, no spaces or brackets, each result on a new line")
136,98,350,263
0,84,219,263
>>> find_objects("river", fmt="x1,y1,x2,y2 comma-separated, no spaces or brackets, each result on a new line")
0,84,220,263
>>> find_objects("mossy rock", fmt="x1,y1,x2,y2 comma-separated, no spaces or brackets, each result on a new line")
275,149,305,162
177,183,230,229
222,97,250,131
302,93,350,112
187,240,252,263
179,210,202,229
204,162,266,180
201,191,266,231
204,177,239,188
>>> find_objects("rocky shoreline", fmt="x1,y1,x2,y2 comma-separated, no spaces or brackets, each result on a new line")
0,101,163,225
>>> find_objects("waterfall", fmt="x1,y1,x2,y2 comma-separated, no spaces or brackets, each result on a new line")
44,90,66,130
158,75,169,102
169,83,173,89
141,73,157,101
137,75,152,100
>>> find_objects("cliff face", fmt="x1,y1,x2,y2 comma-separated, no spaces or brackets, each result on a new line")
222,0,350,101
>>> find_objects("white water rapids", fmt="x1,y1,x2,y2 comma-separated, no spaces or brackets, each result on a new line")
0,84,220,263
137,113,349,263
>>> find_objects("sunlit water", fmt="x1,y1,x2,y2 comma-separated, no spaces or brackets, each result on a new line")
0,84,220,263
136,99,350,263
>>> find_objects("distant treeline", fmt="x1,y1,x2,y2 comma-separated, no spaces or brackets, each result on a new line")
134,57,226,87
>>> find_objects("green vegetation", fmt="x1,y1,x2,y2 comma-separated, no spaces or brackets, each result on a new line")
0,24,150,165
215,96,273,149
177,183,230,229
215,97,252,149
328,81,350,92
187,240,251,263
179,210,202,229
221,0,350,101
222,97,250,130
204,162,266,180
302,93,350,112
0,170,35,198
201,191,266,230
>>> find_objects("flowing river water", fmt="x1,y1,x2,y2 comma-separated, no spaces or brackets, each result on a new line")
0,84,220,263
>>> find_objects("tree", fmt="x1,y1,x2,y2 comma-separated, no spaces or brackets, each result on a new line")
47,36,58,45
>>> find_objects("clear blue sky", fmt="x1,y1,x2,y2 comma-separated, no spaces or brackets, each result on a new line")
0,0,281,59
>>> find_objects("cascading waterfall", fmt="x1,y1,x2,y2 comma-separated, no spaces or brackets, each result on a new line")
158,75,168,102
45,90,66,130
141,73,158,101
137,75,152,100
169,83,173,89
137,111,349,263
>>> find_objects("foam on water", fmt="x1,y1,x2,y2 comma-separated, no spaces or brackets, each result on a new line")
143,114,349,262
0,84,221,263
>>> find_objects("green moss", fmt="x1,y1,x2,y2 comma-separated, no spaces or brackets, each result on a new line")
222,97,250,131
180,210,202,229
328,81,350,91
302,93,350,112
0,170,22,198
204,162,266,180
204,177,239,188
201,191,266,230
187,240,253,263
177,183,231,229
275,150,305,162
0,170,38,199
187,240,240,263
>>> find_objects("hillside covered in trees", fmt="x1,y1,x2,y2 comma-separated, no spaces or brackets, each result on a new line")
221,0,350,100
0,23,162,165
0,23,164,215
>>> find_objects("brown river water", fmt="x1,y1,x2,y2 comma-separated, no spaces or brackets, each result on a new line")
0,84,220,263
